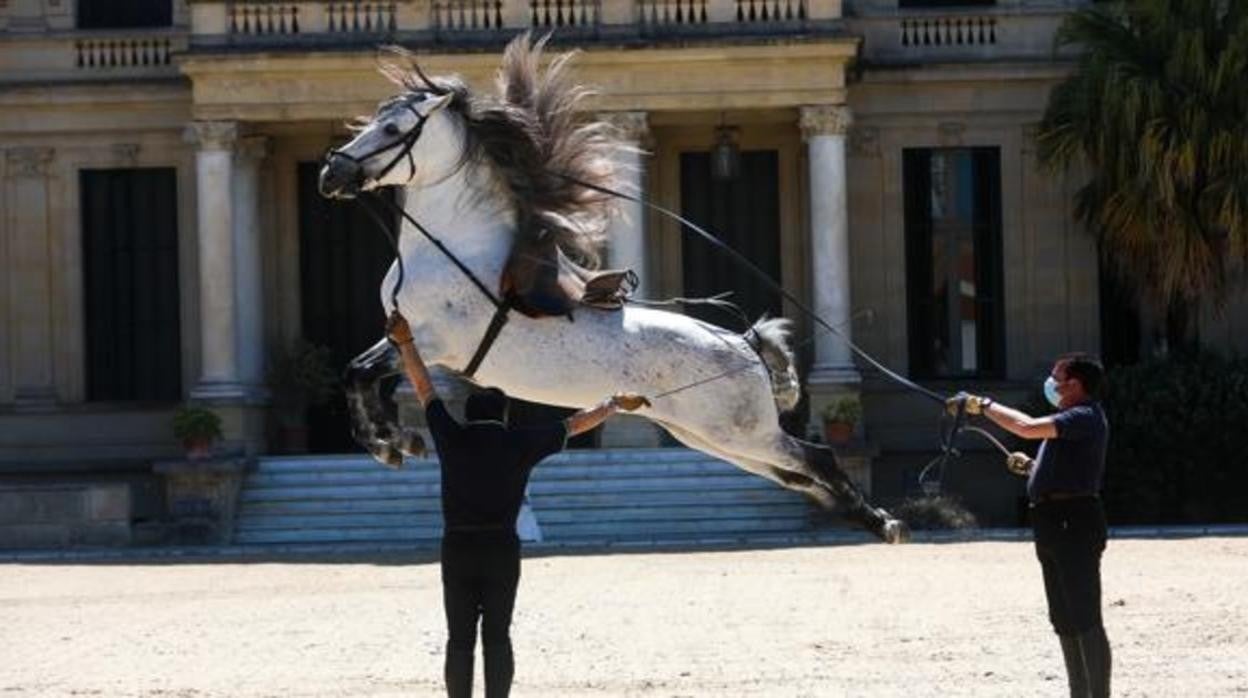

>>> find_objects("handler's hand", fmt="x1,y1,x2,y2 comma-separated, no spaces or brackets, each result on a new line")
1006,451,1034,477
611,393,651,412
946,392,990,416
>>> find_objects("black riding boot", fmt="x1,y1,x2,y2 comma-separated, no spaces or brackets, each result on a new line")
483,640,514,698
445,645,474,698
1059,634,1090,697
1079,626,1112,698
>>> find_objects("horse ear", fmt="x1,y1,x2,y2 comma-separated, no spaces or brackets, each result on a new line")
418,92,453,117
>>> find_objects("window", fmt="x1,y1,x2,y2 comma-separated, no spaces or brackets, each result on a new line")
77,0,172,29
81,169,182,402
903,148,1004,378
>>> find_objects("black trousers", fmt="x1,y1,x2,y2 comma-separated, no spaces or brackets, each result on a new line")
441,534,521,698
1031,498,1107,635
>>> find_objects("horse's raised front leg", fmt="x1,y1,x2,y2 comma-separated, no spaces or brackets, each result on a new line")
345,337,426,468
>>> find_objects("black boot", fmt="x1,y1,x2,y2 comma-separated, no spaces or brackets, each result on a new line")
1079,626,1112,698
1059,634,1090,698
445,645,474,698
483,640,514,698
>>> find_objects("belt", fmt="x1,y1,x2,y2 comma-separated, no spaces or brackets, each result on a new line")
1031,492,1098,506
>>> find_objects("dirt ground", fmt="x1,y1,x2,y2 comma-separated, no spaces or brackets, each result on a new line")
2,537,1246,698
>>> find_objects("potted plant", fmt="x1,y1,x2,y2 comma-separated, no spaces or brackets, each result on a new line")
172,404,224,459
267,340,338,453
821,394,862,445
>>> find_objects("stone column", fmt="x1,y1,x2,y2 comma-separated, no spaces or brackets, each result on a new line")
801,105,860,387
185,121,243,401
5,147,57,408
232,136,269,394
597,111,660,448
599,111,651,298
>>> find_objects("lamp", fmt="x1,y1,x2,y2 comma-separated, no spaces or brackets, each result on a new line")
711,122,740,181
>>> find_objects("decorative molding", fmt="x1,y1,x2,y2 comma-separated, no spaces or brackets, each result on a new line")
112,143,141,167
184,121,239,151
799,105,852,140
236,136,271,163
937,122,965,147
848,126,880,158
5,147,54,177
598,111,650,144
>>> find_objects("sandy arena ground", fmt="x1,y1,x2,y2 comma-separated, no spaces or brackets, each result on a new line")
2,537,1246,697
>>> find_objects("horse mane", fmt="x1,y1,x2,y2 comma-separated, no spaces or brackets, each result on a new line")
380,34,625,269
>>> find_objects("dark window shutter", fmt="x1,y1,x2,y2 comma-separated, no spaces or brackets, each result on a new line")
77,0,173,29
81,168,182,401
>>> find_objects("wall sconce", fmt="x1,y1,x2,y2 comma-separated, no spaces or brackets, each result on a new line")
711,124,741,181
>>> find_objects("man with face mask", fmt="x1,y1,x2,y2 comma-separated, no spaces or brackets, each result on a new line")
950,353,1110,698
386,314,648,698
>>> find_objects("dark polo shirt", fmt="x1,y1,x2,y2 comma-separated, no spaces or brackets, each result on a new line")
425,399,567,534
1027,401,1109,502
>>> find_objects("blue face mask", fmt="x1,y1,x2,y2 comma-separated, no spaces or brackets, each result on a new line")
1043,376,1062,408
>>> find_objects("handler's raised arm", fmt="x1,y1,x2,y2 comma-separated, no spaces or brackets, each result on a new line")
565,393,650,437
386,312,438,407
982,401,1057,441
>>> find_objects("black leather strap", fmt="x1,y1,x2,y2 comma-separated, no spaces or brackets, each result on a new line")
463,300,512,378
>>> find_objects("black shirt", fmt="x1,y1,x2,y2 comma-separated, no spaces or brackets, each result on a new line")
425,399,568,533
1027,401,1109,501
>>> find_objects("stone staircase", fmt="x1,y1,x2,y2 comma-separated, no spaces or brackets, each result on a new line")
234,448,819,547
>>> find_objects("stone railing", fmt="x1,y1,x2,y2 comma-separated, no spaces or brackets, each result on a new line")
188,0,842,45
0,28,188,83
846,0,1088,64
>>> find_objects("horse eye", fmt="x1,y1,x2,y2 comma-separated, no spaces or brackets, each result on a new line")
383,122,400,136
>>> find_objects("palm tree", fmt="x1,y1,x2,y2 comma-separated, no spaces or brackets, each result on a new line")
1037,0,1248,348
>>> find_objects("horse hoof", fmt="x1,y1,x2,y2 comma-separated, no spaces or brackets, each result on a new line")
882,518,910,545
398,428,426,458
373,443,405,470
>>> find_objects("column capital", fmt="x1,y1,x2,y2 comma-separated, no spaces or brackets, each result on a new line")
800,105,852,140
598,111,650,144
184,121,239,151
5,147,54,177
235,135,271,163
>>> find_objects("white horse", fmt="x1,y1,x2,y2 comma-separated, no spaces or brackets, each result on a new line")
319,35,906,543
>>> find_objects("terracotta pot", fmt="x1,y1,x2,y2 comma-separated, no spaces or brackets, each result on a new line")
183,438,215,460
823,420,854,445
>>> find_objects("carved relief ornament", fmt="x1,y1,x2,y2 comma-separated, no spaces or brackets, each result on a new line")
184,121,239,151
5,147,54,177
799,105,853,140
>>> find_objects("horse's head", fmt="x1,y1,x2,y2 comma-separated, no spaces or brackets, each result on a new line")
319,88,455,199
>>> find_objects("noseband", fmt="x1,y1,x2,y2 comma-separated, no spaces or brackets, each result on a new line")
326,98,429,186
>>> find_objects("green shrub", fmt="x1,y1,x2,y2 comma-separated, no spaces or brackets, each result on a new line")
821,394,863,425
172,404,224,443
1101,353,1248,524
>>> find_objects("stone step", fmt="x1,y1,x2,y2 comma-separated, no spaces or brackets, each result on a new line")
240,474,780,503
233,515,812,545
245,459,746,487
254,448,716,473
236,502,811,531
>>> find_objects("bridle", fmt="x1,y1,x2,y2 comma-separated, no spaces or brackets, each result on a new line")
324,96,430,190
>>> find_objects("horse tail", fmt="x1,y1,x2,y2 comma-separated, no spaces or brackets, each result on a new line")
746,316,801,414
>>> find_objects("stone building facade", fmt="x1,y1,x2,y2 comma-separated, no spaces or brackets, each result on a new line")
2,0,1246,531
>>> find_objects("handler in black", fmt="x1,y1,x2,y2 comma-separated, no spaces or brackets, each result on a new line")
953,353,1111,697
397,333,647,698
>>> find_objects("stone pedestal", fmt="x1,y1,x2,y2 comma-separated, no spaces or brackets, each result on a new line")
153,456,249,544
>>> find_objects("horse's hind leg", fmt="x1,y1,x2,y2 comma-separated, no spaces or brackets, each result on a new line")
656,420,839,511
345,338,425,468
699,423,905,543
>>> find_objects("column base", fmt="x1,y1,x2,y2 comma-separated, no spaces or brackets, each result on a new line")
599,415,663,448
807,364,862,387
190,381,249,403
12,387,58,412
